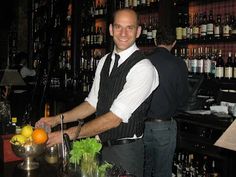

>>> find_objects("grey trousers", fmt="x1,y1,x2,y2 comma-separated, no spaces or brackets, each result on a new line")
101,138,144,177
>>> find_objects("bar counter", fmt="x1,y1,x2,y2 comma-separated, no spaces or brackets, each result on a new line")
3,158,84,177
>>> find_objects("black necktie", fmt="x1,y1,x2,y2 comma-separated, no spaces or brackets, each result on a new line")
111,54,120,75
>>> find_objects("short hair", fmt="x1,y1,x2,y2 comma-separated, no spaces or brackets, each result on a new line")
155,25,176,46
111,8,140,26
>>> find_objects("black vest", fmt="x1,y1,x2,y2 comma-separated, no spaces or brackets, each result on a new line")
97,50,151,142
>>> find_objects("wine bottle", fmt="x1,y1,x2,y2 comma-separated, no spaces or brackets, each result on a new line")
203,47,212,78
215,50,224,79
192,13,199,40
176,12,183,41
206,10,214,40
200,12,207,40
233,53,236,79
224,52,233,79
214,14,222,40
223,13,231,39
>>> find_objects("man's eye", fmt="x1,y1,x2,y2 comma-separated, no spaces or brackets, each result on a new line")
127,26,134,30
114,25,121,30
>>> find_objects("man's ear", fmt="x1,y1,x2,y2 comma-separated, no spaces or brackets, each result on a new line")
109,24,113,37
136,26,142,38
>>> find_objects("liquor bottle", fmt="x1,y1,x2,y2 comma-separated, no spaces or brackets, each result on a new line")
224,52,233,79
97,27,104,45
124,0,129,7
203,47,212,78
98,0,103,15
200,12,207,40
211,48,217,77
182,13,189,41
192,13,199,40
208,160,218,176
176,12,183,41
141,0,146,7
188,154,196,177
141,22,148,45
191,48,198,75
187,14,192,40
206,10,214,40
176,153,184,177
147,16,154,45
233,53,236,79
183,48,190,71
215,50,224,79
133,0,138,8
197,47,204,74
152,17,158,44
231,16,236,37
223,13,231,39
214,14,222,40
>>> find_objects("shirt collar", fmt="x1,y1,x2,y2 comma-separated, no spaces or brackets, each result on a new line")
112,43,139,63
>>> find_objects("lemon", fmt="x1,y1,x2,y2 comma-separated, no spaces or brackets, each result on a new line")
21,125,33,138
10,134,27,145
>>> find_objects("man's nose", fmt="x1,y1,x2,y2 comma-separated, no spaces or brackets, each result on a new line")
120,27,127,36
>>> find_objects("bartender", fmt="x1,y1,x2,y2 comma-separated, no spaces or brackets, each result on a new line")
36,8,159,177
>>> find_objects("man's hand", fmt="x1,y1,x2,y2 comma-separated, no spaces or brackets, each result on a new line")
46,126,81,147
35,116,60,130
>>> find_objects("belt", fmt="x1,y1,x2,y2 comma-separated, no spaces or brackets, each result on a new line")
146,117,171,122
102,138,139,147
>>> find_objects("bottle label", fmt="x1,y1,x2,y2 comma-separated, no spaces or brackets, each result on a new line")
192,27,199,38
215,67,224,78
233,68,236,78
190,59,197,73
182,28,187,39
204,59,211,73
223,25,230,37
147,31,152,39
186,27,192,39
197,59,204,73
176,27,183,40
211,60,216,75
231,29,236,35
200,24,207,36
152,29,157,39
207,23,214,35
214,26,220,37
142,29,147,35
224,67,233,78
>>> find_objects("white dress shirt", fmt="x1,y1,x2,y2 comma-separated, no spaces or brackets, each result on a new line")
85,43,159,123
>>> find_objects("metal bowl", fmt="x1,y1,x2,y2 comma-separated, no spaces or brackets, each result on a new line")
11,143,46,170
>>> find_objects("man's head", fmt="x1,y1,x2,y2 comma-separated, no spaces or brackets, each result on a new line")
109,8,141,53
155,26,176,51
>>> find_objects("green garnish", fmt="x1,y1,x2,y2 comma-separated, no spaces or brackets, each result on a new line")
69,138,102,164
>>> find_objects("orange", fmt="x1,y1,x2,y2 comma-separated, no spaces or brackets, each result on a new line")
32,128,48,144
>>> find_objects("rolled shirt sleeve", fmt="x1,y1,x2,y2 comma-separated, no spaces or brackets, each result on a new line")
86,48,159,123
110,59,159,122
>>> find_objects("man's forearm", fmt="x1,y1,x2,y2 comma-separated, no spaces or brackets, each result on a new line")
78,112,122,139
61,101,96,124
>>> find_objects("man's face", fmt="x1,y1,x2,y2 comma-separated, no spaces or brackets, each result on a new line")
109,10,141,53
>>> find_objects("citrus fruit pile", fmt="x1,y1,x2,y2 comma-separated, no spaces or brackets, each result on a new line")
10,125,48,146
